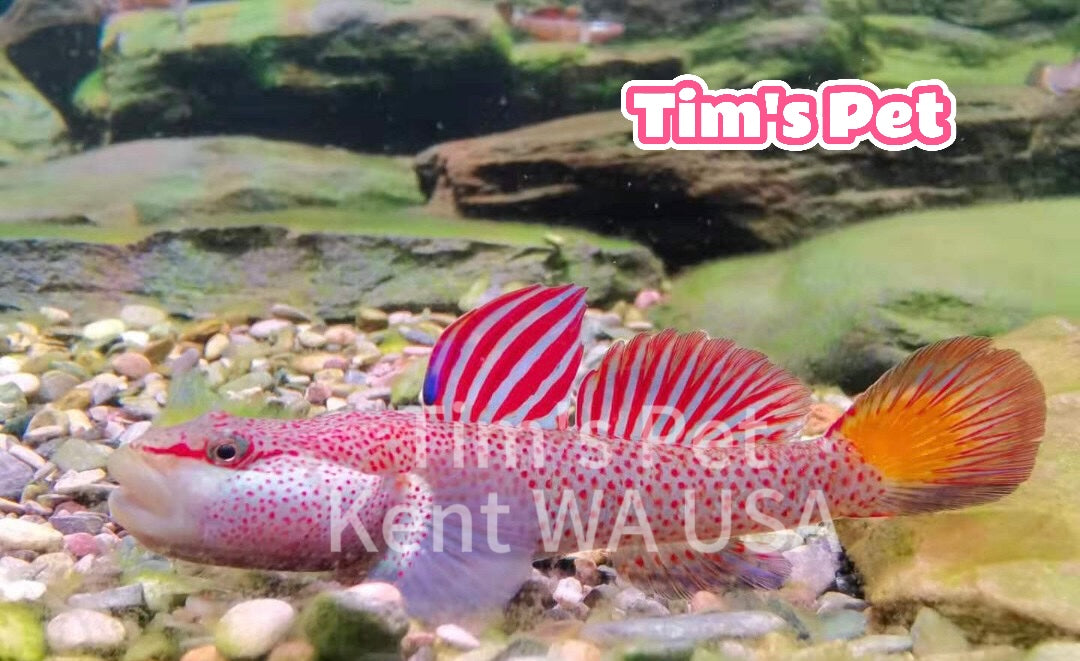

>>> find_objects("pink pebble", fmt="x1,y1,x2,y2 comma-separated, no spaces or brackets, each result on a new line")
322,357,349,371
634,289,663,309
64,532,99,558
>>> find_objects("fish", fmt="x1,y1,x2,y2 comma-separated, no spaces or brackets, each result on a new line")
495,2,624,45
108,284,1046,622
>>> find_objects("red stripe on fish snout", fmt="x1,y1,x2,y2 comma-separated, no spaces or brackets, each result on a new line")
144,443,205,460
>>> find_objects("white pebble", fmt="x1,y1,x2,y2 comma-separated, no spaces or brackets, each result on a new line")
0,373,40,398
120,304,167,329
204,333,230,361
0,356,24,376
214,599,297,658
82,319,126,342
46,608,126,653
0,518,63,553
0,579,47,602
435,624,480,651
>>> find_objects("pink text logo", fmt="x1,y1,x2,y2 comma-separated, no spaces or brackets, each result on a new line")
622,75,956,152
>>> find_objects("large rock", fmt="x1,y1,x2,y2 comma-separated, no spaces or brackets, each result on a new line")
0,54,67,164
70,0,680,152
416,87,1080,266
835,317,1080,645
0,136,420,227
0,226,663,322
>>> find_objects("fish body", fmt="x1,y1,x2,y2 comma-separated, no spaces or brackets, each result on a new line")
110,285,1046,621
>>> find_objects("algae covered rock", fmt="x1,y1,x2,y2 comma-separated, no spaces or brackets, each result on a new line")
0,603,46,661
301,583,409,661
0,54,67,165
836,317,1080,645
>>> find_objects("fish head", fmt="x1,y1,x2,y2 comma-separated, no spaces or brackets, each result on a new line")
108,410,391,572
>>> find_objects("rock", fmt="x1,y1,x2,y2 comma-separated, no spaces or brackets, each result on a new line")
818,609,867,641
355,308,389,331
29,552,74,585
690,591,728,614
815,592,868,615
0,603,46,661
547,639,602,661
0,226,661,323
215,599,296,659
0,519,63,553
1027,641,1080,661
418,89,1080,267
45,609,126,653
53,469,106,495
582,611,787,647
301,583,408,661
48,512,106,536
0,452,34,500
0,382,29,419
219,372,273,395
297,330,327,349
63,532,98,558
0,54,67,166
51,439,111,472
0,373,40,399
110,352,152,380
81,319,125,343
270,304,311,323
0,579,46,603
389,359,427,407
837,319,1080,645
121,630,178,661
119,305,167,330
249,319,293,340
782,537,839,604
67,583,144,611
847,634,913,657
180,645,227,661
266,640,315,661
38,371,79,403
203,334,230,361
434,624,480,651
911,607,970,656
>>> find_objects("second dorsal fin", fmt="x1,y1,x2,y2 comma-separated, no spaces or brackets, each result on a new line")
422,284,587,428
576,330,811,445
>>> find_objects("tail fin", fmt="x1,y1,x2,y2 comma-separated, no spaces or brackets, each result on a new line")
827,337,1046,515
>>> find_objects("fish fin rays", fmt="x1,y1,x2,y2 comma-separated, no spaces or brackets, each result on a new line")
608,540,791,598
576,330,811,446
422,284,587,429
368,470,539,623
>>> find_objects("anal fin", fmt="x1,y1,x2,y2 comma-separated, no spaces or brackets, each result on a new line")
609,540,791,598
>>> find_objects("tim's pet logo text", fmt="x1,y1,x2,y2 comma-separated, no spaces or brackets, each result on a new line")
621,75,955,152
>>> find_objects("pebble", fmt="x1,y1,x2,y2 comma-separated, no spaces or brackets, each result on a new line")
612,587,669,617
38,371,79,402
911,606,970,656
782,537,839,604
215,598,297,658
111,352,153,379
46,608,126,653
52,439,111,472
67,583,144,610
1027,641,1080,661
121,330,150,347
250,319,293,339
0,453,34,500
819,609,867,641
0,356,24,376
82,319,125,342
0,518,63,553
435,624,480,651
0,383,28,418
271,303,311,323
690,591,729,614
582,611,788,647
30,552,73,583
267,640,316,661
180,644,227,661
815,591,868,615
298,330,327,349
53,469,107,494
63,532,100,558
0,579,47,602
0,373,40,398
120,304,167,330
848,634,913,657
356,307,389,330
302,583,408,660
323,326,356,346
49,512,106,535
220,371,273,394
39,306,72,324
204,333,230,361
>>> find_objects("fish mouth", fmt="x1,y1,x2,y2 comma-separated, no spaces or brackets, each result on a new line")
108,446,202,551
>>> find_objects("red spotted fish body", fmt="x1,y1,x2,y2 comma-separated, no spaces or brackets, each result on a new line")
109,285,1046,621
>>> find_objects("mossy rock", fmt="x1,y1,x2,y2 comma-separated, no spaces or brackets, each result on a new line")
0,603,46,661
0,54,68,166
836,317,1080,645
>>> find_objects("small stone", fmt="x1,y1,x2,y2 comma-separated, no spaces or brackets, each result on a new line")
582,611,787,647
298,330,327,349
291,353,339,376
553,577,585,609
121,330,150,348
120,305,167,330
53,469,106,494
68,583,144,610
49,512,106,536
0,383,28,419
220,372,273,394
180,644,227,661
271,303,311,323
0,579,46,602
0,356,24,376
52,439,111,472
39,307,72,325
848,634,913,657
434,624,479,651
29,552,74,584
63,532,99,558
89,381,121,407
64,410,96,438
250,319,293,339
612,588,669,618
267,640,315,661
690,591,728,614
574,557,601,586
305,382,332,405
815,591,868,615
122,630,178,661
46,609,126,653
323,326,356,346
0,518,63,553
120,395,161,419
0,603,46,661
141,338,174,364
911,607,970,656
355,307,388,331
180,319,225,343
548,640,602,661
82,319,126,342
1027,641,1080,661
117,421,152,445
782,537,839,604
819,609,867,641
39,371,80,402
204,334,230,361
0,453,34,500
0,374,40,399
53,388,92,411
110,352,152,380
215,598,297,658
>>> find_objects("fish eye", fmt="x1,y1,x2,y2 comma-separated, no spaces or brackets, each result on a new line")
207,435,250,466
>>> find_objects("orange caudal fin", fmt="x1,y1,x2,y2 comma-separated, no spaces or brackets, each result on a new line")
827,337,1046,515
